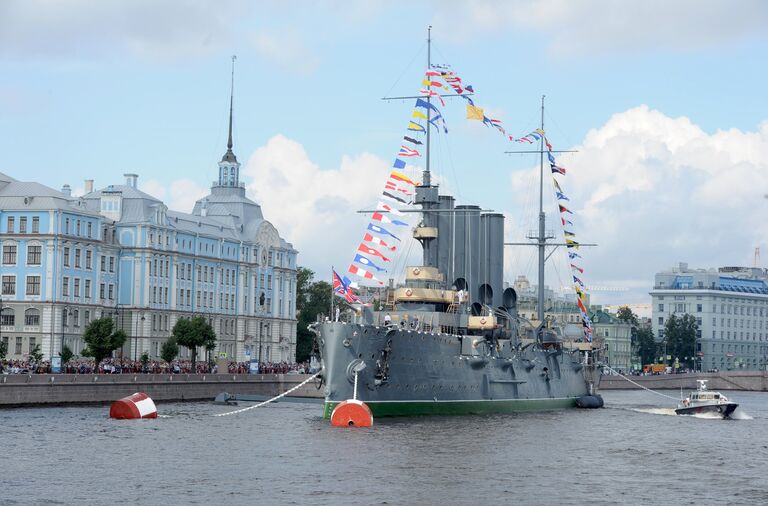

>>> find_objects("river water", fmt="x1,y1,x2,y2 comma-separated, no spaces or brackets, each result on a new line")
2,390,767,505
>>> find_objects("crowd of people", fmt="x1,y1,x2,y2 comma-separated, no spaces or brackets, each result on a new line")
0,358,311,375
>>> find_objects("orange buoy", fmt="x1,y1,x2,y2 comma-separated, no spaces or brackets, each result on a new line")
330,399,373,427
109,392,158,420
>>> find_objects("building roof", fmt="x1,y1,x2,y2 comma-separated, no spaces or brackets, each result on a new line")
0,175,101,216
589,309,625,325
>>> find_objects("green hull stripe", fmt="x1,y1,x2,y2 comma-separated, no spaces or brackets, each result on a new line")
322,397,577,419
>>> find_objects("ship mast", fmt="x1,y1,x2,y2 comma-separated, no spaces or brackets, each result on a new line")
504,100,587,341
536,96,548,328
424,25,432,186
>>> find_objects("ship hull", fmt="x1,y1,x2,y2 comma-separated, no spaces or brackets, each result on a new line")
675,403,738,419
316,321,598,419
323,397,577,418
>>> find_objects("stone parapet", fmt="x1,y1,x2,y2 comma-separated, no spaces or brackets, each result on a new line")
599,371,768,391
0,373,322,406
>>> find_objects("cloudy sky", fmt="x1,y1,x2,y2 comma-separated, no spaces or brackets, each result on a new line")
1,0,767,310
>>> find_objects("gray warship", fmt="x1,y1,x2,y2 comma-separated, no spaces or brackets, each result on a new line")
312,34,601,419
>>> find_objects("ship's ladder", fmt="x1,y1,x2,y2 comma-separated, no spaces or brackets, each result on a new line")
383,289,397,310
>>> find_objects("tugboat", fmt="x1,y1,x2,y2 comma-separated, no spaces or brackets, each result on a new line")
311,31,602,419
675,380,738,418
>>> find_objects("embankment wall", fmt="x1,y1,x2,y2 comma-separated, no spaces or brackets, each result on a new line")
0,374,323,407
599,371,768,391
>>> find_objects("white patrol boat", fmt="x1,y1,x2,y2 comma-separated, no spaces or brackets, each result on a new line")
675,380,738,418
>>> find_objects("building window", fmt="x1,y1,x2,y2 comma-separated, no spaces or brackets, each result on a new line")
73,309,80,327
63,247,70,267
0,308,14,326
84,310,90,324
15,337,22,355
108,284,114,300
30,216,39,233
24,309,40,326
74,278,80,298
658,316,663,325
696,304,702,312
109,257,115,272
74,248,82,268
101,256,106,271
76,220,81,236
99,283,105,299
64,218,69,234
27,245,41,265
7,216,15,232
19,217,27,233
3,244,17,264
2,275,15,295
85,250,92,269
26,276,40,295
87,222,92,238
84,279,91,298
63,277,69,296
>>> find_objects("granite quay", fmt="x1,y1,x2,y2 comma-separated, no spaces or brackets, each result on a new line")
599,370,768,391
0,373,322,407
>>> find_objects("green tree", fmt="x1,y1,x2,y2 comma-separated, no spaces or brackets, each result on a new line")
160,337,179,365
140,352,150,371
171,316,216,370
295,267,342,363
29,345,44,366
82,317,127,368
60,344,74,366
616,306,638,326
635,327,656,366
0,339,7,361
664,313,698,370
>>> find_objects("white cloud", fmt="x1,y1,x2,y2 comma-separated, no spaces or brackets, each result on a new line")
511,106,768,305
243,134,420,277
432,0,768,56
140,178,208,212
250,30,320,75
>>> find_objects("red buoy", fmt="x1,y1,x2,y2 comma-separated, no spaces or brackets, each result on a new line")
330,399,373,427
109,392,158,420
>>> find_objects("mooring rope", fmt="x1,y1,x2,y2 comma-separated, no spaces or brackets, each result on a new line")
213,372,321,417
603,366,680,401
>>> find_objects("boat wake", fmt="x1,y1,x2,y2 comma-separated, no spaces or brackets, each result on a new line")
730,409,753,420
631,407,677,417
628,407,753,420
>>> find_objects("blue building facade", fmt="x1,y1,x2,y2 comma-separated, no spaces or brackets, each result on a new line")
0,134,298,363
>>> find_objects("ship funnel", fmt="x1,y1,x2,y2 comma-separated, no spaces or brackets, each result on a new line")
502,287,518,310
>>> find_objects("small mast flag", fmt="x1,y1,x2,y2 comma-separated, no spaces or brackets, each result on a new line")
407,121,425,133
348,264,384,285
353,254,387,272
377,201,405,216
389,171,417,186
357,243,391,262
398,145,420,157
382,191,409,204
372,211,408,227
368,223,401,241
364,232,396,251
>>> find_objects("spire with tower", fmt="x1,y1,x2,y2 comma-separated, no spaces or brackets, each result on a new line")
218,55,240,187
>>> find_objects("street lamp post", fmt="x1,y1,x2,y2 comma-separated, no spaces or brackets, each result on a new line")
0,295,4,360
135,313,145,362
